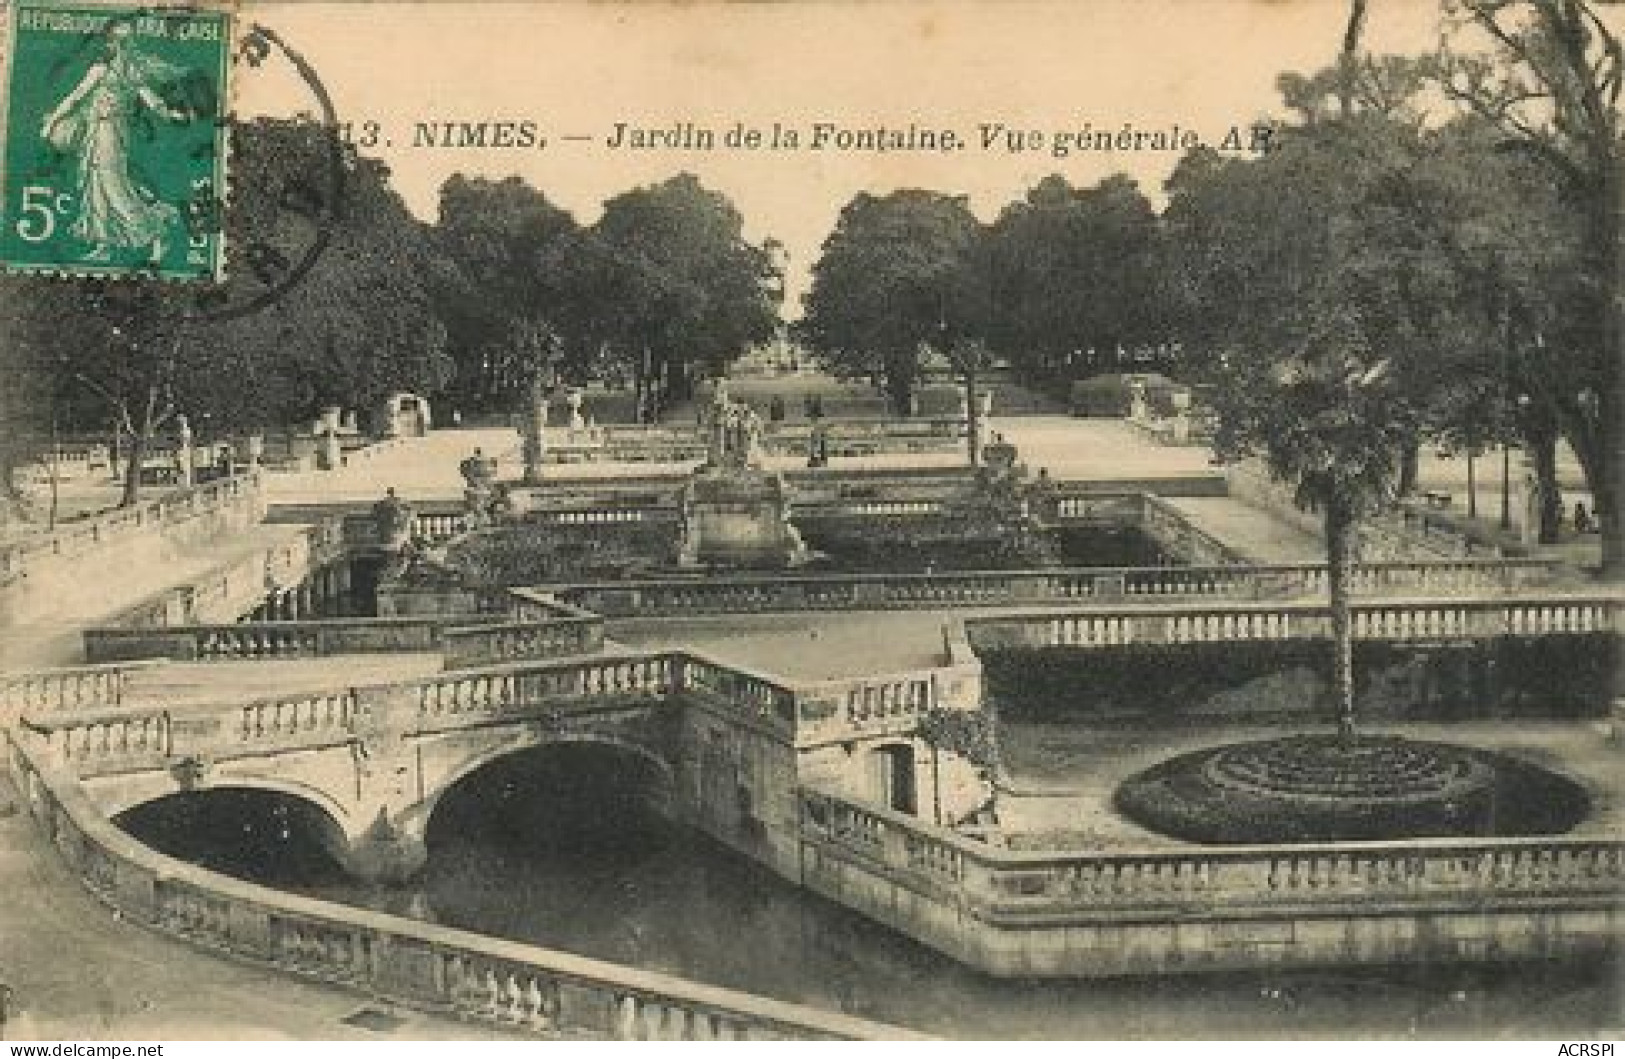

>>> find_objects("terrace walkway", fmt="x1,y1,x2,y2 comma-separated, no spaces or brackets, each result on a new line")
0,522,314,671
1160,497,1324,563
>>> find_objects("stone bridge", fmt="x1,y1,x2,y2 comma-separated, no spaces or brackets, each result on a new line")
19,647,987,884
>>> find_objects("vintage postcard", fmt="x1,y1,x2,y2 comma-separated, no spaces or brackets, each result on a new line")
0,0,1620,1046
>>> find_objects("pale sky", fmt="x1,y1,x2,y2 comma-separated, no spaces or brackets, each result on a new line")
237,1,1463,309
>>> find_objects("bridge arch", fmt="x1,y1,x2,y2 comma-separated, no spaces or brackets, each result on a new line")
110,780,357,879
407,732,676,843
96,773,358,840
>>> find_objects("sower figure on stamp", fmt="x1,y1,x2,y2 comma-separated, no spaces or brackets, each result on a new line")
40,20,195,265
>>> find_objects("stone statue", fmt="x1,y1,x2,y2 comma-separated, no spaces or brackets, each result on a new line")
459,448,499,528
372,488,415,557
701,382,764,471
566,389,586,432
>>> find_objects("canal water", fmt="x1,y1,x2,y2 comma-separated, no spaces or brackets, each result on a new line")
117,745,1621,1040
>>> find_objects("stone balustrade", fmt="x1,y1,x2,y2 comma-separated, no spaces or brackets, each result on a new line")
802,787,1625,913
538,419,965,465
549,558,1570,618
412,511,470,543
967,593,1621,652
23,646,951,779
798,787,1624,975
416,655,680,724
100,517,350,636
86,615,484,663
0,472,265,590
673,654,799,731
35,710,175,773
6,731,922,1040
0,660,155,717
505,587,601,622
239,690,359,746
441,618,606,669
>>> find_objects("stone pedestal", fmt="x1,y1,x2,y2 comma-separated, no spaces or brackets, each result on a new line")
317,429,342,471
677,469,808,570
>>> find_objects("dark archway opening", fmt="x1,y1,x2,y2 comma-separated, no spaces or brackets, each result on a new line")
425,741,671,859
418,741,689,955
114,788,349,885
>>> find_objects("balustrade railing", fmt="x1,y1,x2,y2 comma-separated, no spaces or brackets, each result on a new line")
35,710,174,772
416,655,678,723
549,558,1570,618
799,788,1625,922
0,660,154,717
87,615,467,663
239,691,358,745
441,618,605,669
412,511,469,543
7,732,921,1040
0,471,264,587
970,593,1620,651
674,655,799,729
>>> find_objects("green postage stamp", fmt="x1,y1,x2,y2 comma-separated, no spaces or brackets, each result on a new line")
0,0,231,280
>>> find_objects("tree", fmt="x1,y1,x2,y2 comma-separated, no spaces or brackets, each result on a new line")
800,190,986,416
983,174,1166,383
1168,91,1429,738
432,175,579,411
7,117,451,506
1438,0,1624,575
183,119,451,427
590,174,781,419
0,275,75,522
1215,339,1415,739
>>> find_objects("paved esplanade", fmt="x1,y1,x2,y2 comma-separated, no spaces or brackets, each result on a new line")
264,418,1325,561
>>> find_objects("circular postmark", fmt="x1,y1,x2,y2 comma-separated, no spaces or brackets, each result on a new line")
183,18,346,322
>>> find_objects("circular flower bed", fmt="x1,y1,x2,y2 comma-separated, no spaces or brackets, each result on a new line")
1113,734,1591,843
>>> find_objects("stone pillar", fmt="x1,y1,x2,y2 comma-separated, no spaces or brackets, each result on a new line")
522,378,549,485
318,428,342,472
176,415,195,487
1170,390,1192,444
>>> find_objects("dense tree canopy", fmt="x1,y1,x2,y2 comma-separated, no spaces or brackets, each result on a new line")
984,174,1166,380
799,190,987,415
589,174,782,420
432,175,579,412
1438,0,1624,575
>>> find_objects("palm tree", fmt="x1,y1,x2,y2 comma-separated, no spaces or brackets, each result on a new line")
1216,317,1413,740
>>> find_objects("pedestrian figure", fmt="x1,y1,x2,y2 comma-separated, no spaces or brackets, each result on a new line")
1574,501,1592,534
768,394,786,423
0,983,14,1040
